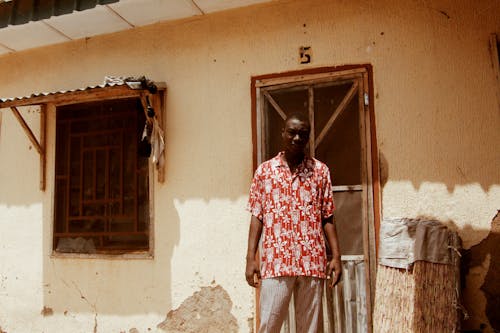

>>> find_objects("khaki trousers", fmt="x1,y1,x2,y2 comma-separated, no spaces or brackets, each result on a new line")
259,276,324,333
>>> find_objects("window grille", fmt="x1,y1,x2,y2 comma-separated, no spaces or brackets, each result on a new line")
53,98,150,254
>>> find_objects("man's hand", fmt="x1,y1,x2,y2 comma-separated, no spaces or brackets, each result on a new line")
323,217,342,288
326,257,342,288
245,216,263,288
245,258,261,288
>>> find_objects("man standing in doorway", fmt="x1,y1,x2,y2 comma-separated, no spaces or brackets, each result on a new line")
245,112,342,333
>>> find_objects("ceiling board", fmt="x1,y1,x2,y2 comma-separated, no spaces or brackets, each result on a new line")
109,0,200,27
44,5,131,39
194,0,273,13
0,0,275,53
0,21,69,51
0,43,11,55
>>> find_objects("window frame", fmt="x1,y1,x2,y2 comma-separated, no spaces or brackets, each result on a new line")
52,97,154,255
51,90,165,259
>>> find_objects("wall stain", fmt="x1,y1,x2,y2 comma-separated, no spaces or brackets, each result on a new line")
378,150,389,189
157,285,238,333
438,10,451,19
247,317,254,333
40,306,53,317
463,211,500,331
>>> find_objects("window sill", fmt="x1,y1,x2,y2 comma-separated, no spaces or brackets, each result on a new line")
50,251,154,260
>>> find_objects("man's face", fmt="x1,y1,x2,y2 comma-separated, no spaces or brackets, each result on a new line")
282,118,310,154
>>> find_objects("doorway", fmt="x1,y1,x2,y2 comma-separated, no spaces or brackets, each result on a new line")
252,65,379,333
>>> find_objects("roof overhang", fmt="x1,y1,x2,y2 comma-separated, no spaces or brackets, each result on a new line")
0,0,274,55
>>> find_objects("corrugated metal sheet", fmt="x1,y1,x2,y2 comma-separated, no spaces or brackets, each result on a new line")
0,82,125,104
0,0,119,28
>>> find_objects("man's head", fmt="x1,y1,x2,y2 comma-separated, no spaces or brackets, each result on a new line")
282,112,311,155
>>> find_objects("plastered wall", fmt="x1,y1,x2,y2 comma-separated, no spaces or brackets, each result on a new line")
0,0,499,332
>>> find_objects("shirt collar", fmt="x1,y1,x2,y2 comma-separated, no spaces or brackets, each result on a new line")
274,151,314,171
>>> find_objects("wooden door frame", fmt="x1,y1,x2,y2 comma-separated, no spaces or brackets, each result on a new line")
250,64,381,331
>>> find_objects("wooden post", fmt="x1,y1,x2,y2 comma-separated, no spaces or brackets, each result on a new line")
40,105,46,191
154,90,166,183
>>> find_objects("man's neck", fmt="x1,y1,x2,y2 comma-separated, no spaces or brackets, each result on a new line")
283,150,305,172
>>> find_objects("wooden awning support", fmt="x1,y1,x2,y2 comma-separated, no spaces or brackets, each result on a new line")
10,105,46,190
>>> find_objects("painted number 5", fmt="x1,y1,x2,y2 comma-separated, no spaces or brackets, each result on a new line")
300,46,311,64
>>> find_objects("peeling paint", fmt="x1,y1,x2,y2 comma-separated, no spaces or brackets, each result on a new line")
40,306,53,317
157,285,238,333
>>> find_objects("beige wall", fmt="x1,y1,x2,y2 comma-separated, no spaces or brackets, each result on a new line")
0,0,499,332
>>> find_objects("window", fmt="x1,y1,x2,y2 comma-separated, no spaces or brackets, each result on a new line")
53,98,151,254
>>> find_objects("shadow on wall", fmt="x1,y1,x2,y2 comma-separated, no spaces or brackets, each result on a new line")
41,192,180,319
0,108,44,206
0,101,252,207
0,103,247,330
460,212,500,333
379,152,500,332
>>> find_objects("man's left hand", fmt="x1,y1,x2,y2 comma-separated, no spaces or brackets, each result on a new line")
326,258,342,288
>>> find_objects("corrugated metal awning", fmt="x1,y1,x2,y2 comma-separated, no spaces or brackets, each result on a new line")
0,0,118,28
0,78,166,108
0,82,126,106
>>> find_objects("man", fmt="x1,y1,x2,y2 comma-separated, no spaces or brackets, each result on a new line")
245,112,342,333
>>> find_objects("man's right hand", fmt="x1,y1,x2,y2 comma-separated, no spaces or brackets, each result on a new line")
245,258,261,288
245,216,263,288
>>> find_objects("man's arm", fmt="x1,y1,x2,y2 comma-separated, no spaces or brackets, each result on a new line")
323,215,342,288
245,215,263,287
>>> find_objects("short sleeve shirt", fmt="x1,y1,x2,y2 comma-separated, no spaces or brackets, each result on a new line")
247,152,335,279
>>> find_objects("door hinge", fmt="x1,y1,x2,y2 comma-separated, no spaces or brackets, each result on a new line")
364,93,369,106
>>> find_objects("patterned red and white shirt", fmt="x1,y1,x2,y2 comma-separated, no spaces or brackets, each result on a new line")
247,152,335,279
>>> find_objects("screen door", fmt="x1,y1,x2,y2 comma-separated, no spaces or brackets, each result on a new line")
254,67,377,333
